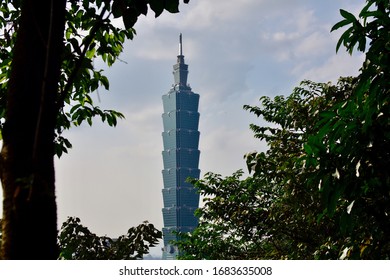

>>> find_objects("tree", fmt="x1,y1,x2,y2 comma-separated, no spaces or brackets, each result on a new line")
177,0,389,259
0,0,190,259
175,171,274,259
304,0,390,259
176,171,284,260
177,78,356,259
0,0,67,260
0,217,161,259
58,217,161,260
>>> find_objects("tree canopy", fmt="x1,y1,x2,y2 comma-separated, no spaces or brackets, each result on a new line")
177,0,389,260
58,217,162,260
1,0,189,156
0,217,161,259
177,78,358,259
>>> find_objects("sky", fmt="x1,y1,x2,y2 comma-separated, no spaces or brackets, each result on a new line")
1,0,365,256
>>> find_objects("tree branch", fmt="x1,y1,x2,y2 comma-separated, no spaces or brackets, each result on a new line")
56,6,109,112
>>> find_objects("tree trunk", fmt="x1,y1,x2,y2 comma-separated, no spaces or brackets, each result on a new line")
0,0,66,259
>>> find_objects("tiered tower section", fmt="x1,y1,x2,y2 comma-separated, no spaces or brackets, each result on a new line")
161,34,200,259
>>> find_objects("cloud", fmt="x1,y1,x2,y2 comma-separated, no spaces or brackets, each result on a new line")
297,51,365,83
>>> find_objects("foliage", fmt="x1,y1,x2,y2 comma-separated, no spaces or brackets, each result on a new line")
58,217,162,260
177,79,355,259
0,0,190,157
1,217,161,259
176,171,279,259
304,0,390,259
177,0,389,260
245,78,361,260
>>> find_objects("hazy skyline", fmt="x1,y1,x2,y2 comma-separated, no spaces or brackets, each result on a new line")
0,1,365,256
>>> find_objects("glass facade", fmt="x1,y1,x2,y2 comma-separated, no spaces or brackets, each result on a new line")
161,35,200,259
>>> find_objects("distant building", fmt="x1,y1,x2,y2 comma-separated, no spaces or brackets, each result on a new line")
161,34,200,260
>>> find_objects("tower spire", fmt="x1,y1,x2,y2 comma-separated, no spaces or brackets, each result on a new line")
179,33,183,56
174,33,188,86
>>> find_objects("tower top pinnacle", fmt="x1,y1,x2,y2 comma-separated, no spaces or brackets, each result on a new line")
176,33,185,65
179,33,183,56
174,33,188,86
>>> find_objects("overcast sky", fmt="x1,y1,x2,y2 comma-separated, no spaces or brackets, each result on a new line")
1,0,365,256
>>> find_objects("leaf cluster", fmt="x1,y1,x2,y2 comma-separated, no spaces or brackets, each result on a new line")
0,0,190,156
180,81,350,260
1,216,162,260
178,78,376,259
305,0,390,259
176,171,279,259
58,216,162,259
0,2,20,140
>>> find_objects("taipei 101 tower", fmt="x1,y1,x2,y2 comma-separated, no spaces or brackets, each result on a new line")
161,34,200,259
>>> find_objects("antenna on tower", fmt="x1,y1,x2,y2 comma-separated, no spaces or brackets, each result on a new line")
179,33,183,56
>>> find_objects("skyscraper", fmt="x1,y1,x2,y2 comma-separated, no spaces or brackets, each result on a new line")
161,34,200,260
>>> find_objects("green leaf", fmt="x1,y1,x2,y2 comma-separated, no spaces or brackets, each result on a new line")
340,9,357,23
359,0,375,18
69,38,81,55
331,19,350,32
112,0,125,18
70,104,81,114
335,26,354,53
65,28,72,40
64,138,72,149
148,0,164,17
319,111,337,119
86,47,96,59
135,0,148,15
303,144,313,155
100,75,110,90
165,0,180,13
122,8,138,30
